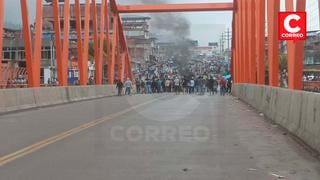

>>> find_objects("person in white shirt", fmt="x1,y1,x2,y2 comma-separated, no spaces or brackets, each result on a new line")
189,78,195,94
174,77,180,94
124,78,133,95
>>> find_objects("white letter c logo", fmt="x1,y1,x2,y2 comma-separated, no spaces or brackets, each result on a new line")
284,14,301,33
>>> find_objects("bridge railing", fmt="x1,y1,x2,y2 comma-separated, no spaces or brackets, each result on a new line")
0,0,133,88
231,0,317,91
233,84,320,153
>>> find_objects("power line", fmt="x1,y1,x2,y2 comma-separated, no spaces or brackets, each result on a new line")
222,28,232,51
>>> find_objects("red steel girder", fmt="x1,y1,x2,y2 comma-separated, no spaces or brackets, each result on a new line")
116,26,121,80
52,0,63,85
232,0,240,83
33,0,43,87
231,1,235,83
234,0,239,82
120,53,126,82
267,0,280,87
248,0,256,84
117,3,234,13
52,0,70,86
105,1,111,75
74,0,83,84
293,0,306,90
61,0,70,86
117,19,133,81
242,0,249,83
239,0,245,83
20,0,43,87
82,0,90,86
20,0,34,87
75,0,90,86
91,0,100,84
256,0,265,85
97,0,106,85
286,0,306,90
109,14,118,84
110,0,133,81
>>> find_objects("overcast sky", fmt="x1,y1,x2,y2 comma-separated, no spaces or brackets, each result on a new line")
4,0,233,46
4,0,320,45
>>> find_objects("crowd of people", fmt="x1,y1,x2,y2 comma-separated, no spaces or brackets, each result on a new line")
116,51,233,96
116,76,232,96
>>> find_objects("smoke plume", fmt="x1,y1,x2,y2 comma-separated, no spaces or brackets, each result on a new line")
140,0,193,76
140,0,190,39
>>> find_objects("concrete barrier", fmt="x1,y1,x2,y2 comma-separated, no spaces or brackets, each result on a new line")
0,85,119,114
33,87,68,106
233,84,320,152
0,88,37,112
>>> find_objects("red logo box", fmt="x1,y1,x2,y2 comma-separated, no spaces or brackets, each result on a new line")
279,12,306,41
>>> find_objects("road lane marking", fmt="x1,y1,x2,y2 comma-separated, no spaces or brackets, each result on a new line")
0,96,166,167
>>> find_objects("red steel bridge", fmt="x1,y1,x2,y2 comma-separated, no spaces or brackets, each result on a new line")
0,0,309,89
1,1,320,179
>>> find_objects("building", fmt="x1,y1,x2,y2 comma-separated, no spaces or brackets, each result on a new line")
2,27,52,85
208,42,219,54
304,31,320,80
122,16,155,64
193,46,214,57
42,3,106,84
121,16,156,77
1,3,108,85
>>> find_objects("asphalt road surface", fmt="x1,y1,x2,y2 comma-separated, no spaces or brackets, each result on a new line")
0,94,319,180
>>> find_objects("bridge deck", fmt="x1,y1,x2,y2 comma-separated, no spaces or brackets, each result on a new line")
0,94,319,179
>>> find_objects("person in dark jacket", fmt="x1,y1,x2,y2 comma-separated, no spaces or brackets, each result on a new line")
207,77,214,96
116,80,124,96
135,79,141,94
213,78,218,95
227,79,232,95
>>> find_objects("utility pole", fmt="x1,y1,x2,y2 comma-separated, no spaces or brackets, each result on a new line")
220,33,224,55
222,28,232,51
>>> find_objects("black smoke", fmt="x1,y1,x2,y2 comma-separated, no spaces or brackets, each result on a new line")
140,0,194,76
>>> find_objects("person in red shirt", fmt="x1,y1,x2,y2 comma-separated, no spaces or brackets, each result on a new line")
219,77,227,96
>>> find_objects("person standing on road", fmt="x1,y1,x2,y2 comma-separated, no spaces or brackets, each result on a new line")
195,77,200,94
207,77,214,96
189,77,195,94
135,79,141,94
199,76,206,95
165,79,170,92
219,77,227,96
182,78,189,94
174,77,180,95
156,78,162,93
116,80,124,96
124,78,133,95
146,78,152,94
151,78,157,93
227,79,232,95
213,78,218,95
161,78,166,93
140,80,145,94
